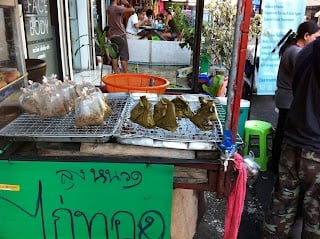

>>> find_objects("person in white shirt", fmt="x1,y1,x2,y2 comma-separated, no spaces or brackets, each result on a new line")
126,8,149,39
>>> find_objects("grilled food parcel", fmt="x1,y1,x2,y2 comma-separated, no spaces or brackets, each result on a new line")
18,75,112,127
130,95,218,131
154,98,178,132
130,95,155,128
191,97,218,131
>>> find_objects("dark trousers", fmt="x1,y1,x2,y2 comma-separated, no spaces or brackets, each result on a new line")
271,108,289,175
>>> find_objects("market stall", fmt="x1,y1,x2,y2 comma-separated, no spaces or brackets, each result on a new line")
0,90,232,238
0,0,252,238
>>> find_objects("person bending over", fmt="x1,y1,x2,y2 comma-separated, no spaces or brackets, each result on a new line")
107,0,134,73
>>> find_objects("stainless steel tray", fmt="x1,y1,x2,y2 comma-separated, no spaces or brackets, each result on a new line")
0,93,129,142
115,94,224,150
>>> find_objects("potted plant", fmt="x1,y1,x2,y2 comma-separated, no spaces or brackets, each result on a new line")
176,0,262,97
75,27,118,85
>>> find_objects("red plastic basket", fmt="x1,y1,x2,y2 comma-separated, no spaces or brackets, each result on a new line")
102,73,169,94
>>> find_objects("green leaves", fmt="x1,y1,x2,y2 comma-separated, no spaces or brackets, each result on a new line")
74,27,118,59
203,0,237,71
94,27,118,59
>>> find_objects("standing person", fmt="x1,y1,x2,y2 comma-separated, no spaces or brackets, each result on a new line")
126,8,149,39
107,0,134,73
160,8,178,40
263,37,320,239
271,21,320,175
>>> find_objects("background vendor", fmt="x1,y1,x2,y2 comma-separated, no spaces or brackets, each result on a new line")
126,8,150,39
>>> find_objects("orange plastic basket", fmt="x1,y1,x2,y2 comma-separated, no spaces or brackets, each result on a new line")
102,73,169,94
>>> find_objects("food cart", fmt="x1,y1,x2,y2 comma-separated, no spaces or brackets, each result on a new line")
0,0,252,238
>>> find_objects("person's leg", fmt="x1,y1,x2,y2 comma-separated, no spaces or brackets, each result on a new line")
111,59,119,73
121,60,129,73
119,36,129,73
271,108,289,175
299,149,320,238
263,144,301,238
160,32,171,40
110,36,122,73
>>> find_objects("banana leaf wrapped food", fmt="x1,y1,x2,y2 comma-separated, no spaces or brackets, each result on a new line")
191,97,218,131
171,96,194,119
130,96,155,128
154,98,178,132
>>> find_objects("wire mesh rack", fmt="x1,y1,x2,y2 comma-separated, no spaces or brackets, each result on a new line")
115,94,225,150
0,94,130,142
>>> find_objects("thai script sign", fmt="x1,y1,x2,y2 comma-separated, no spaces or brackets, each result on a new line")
0,161,174,238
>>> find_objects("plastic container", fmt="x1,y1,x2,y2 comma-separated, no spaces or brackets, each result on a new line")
216,97,250,138
102,73,169,94
198,73,210,85
200,55,211,73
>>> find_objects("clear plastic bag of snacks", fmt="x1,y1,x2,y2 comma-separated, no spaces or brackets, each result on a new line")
60,79,77,113
75,89,105,127
38,87,68,118
89,87,113,118
19,81,42,114
75,81,96,97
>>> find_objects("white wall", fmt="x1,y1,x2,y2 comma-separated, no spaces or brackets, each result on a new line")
127,39,192,65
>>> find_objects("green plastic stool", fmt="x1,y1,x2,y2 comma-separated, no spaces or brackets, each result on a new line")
243,120,274,171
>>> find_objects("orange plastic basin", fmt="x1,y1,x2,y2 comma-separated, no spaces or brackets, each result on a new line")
102,73,169,94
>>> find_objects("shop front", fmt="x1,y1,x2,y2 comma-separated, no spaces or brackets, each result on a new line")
20,0,105,81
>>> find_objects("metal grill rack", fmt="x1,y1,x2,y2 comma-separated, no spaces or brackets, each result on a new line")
0,94,130,142
0,92,242,148
115,94,224,150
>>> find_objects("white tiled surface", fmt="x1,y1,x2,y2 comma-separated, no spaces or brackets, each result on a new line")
72,65,112,86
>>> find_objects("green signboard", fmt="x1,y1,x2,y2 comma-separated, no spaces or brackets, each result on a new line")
0,161,174,239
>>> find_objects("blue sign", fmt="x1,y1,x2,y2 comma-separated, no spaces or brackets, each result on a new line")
257,0,306,95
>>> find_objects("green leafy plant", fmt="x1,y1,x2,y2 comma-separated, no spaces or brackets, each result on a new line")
249,13,262,38
172,6,195,51
75,27,118,84
202,0,237,71
176,1,261,72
